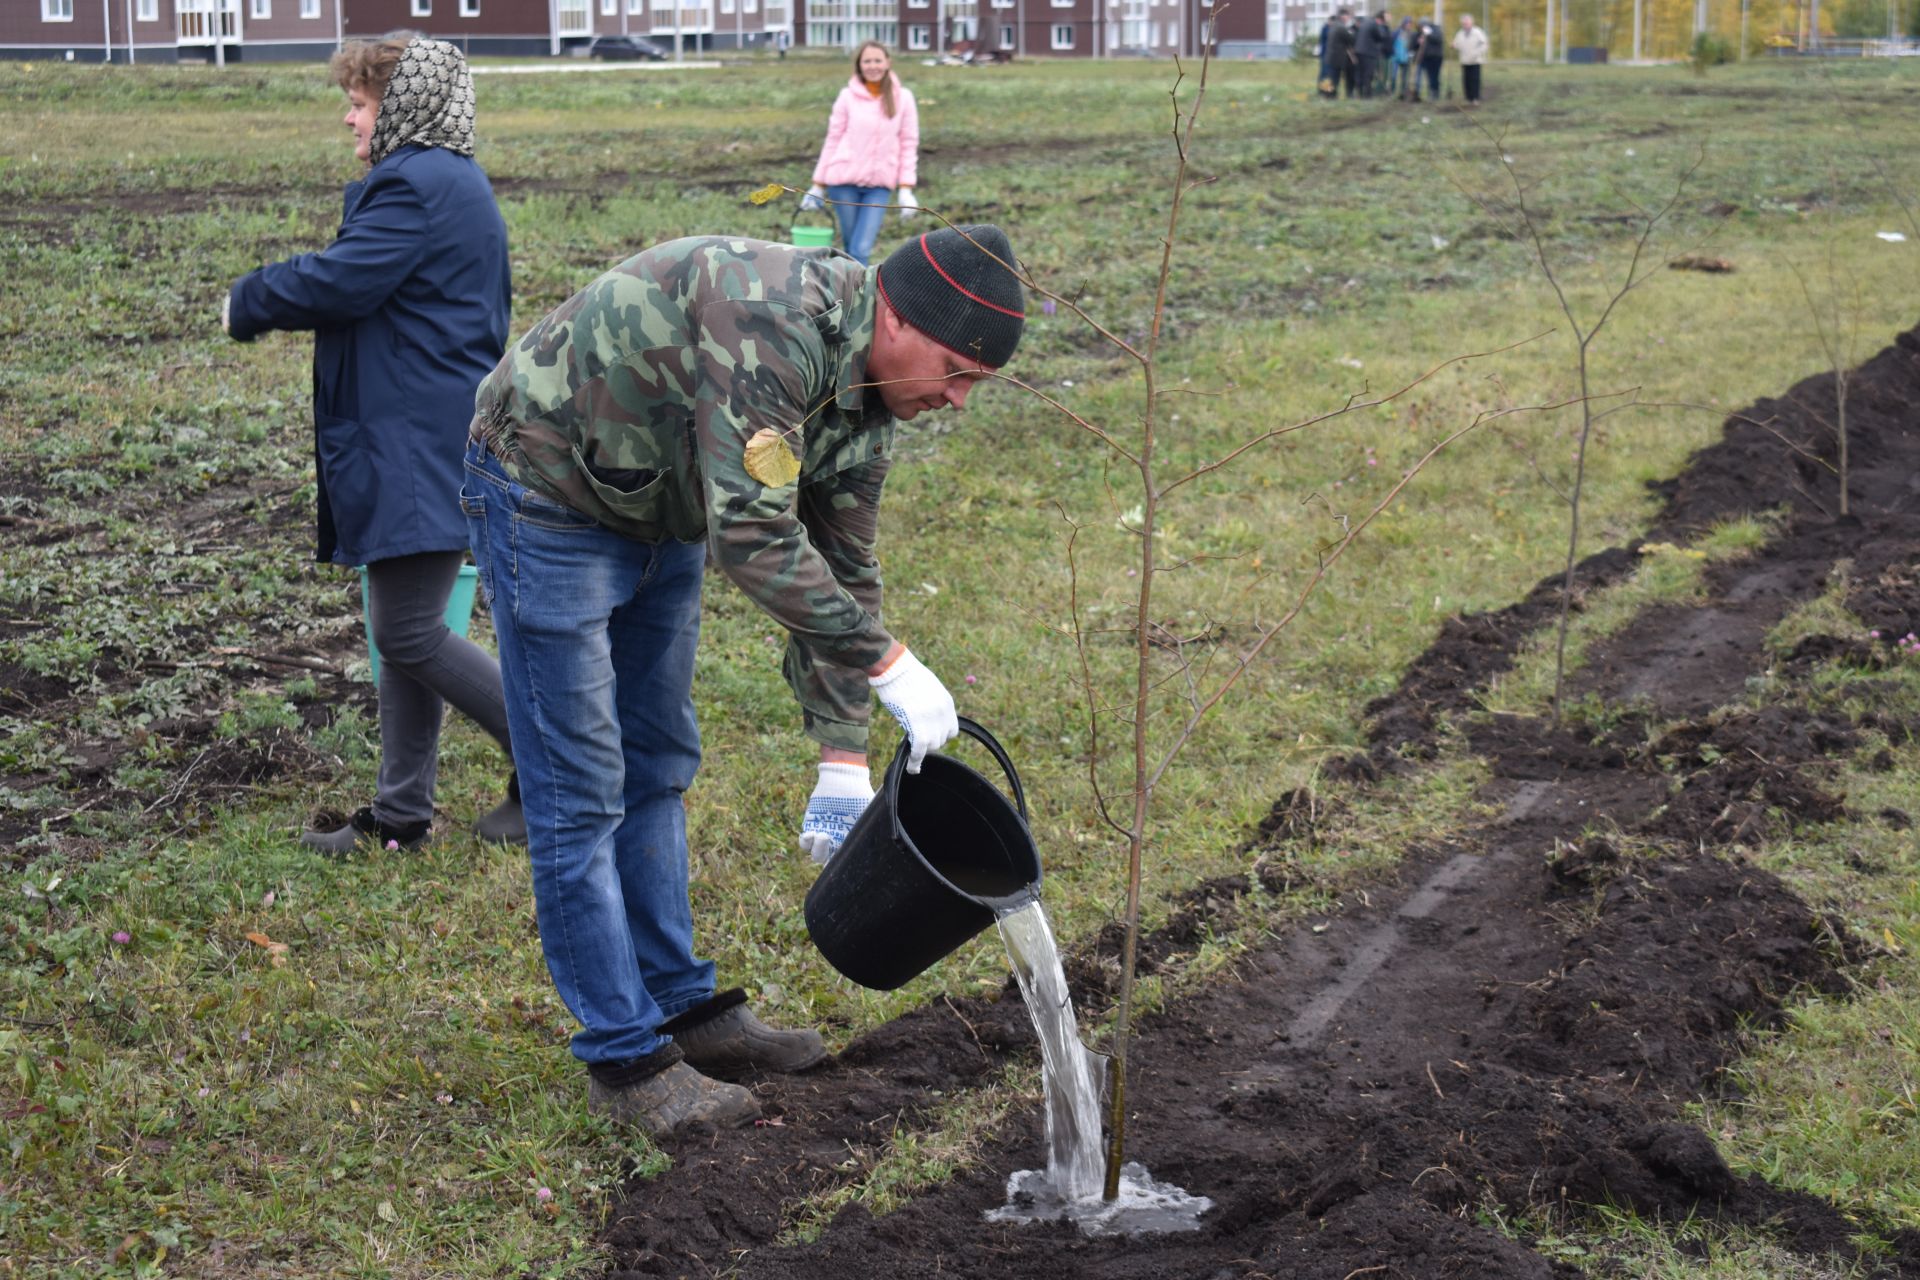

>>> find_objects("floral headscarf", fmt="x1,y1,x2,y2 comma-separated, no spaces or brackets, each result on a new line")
366,37,477,167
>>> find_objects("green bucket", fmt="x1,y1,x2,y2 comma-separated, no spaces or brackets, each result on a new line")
790,224,835,249
358,563,479,682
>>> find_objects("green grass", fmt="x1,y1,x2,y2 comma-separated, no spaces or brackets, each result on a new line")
1689,586,1920,1236
5,53,1920,1276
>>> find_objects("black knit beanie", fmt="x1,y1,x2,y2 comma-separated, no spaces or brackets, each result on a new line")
874,225,1026,369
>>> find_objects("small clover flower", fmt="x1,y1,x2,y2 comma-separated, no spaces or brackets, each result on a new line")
111,930,131,945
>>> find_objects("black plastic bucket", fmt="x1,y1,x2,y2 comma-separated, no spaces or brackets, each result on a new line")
805,717,1042,990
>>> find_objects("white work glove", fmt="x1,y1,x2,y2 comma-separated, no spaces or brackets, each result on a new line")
800,183,827,212
896,187,919,220
798,762,873,865
869,648,958,775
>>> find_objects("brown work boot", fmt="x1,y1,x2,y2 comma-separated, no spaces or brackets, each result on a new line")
661,988,828,1080
585,1044,760,1138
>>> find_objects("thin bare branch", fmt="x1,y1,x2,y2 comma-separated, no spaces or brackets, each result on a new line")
1144,391,1598,792
990,371,1141,464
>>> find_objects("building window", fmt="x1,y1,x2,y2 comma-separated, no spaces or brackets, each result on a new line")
744,0,757,11
628,0,642,12
721,0,733,10
411,0,430,14
299,0,319,15
250,0,269,17
42,0,73,18
138,0,158,18
906,21,929,45
1050,21,1073,45
601,0,615,13
460,0,479,12
908,0,929,8
998,21,1014,44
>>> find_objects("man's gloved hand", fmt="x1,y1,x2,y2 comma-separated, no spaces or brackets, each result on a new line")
798,762,873,865
799,184,827,212
868,648,958,774
896,188,919,220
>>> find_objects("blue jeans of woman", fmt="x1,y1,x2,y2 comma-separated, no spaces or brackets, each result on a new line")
825,184,892,265
462,443,714,1066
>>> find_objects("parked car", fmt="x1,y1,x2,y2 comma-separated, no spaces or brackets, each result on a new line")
588,35,671,60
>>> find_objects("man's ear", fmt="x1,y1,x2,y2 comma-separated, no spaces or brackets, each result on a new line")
872,298,903,355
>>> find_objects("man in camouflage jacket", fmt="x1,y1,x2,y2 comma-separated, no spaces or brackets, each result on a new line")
462,226,1026,1136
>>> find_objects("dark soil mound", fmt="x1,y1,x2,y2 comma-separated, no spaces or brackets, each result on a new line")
1651,323,1920,536
1361,546,1640,767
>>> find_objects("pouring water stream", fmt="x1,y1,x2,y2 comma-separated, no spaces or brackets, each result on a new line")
985,900,1211,1236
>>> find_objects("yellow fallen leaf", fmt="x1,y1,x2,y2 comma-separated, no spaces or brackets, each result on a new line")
744,428,800,489
747,182,785,206
1884,926,1903,953
245,931,290,964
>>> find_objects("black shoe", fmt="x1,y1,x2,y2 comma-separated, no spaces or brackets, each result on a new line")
474,772,526,845
663,988,828,1079
299,806,431,857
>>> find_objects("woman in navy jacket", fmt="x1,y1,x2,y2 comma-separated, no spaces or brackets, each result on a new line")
226,34,520,854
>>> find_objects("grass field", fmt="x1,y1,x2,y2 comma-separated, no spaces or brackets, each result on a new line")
4,50,1920,1276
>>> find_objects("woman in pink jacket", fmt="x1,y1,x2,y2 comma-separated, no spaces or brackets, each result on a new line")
801,42,920,265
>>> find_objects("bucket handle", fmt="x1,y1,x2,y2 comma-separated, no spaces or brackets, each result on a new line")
887,716,1029,825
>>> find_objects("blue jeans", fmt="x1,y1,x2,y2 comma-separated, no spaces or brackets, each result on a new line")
826,184,892,265
462,443,714,1065
1416,59,1440,99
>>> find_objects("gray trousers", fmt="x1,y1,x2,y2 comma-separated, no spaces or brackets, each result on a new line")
365,551,512,826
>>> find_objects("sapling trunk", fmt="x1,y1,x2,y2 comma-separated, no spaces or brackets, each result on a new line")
1449,121,1702,725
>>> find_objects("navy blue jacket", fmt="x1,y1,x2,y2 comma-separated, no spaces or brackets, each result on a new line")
228,146,511,566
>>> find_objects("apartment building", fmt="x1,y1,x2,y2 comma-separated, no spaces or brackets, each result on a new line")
2,0,1286,61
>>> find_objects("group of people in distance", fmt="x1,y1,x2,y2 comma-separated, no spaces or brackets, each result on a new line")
1319,9,1490,104
221,33,1024,1138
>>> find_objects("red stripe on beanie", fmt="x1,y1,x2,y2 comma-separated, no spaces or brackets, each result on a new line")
917,233,1025,319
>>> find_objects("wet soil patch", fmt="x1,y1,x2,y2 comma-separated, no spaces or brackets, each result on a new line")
595,325,1920,1277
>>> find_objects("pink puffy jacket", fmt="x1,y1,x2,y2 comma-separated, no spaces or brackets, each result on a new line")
811,74,920,190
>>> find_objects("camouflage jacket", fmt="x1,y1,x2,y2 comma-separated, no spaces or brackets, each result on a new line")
471,237,896,752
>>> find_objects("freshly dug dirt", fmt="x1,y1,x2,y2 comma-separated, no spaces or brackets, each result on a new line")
593,326,1920,1276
